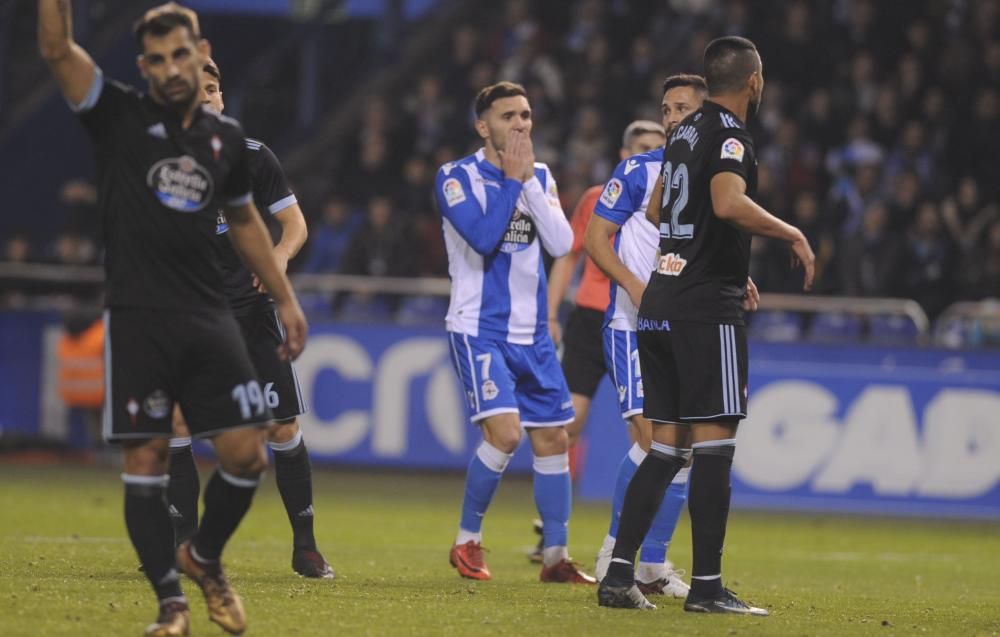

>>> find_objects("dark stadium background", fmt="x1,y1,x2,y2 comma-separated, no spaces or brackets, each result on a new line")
1,0,999,532
1,2,999,634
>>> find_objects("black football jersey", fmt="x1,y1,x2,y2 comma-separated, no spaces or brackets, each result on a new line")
75,71,253,312
639,101,758,325
214,138,296,316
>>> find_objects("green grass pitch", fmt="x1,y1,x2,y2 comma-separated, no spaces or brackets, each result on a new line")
1,463,998,636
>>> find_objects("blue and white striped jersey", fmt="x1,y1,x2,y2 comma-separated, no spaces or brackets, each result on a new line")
593,148,663,331
434,149,573,344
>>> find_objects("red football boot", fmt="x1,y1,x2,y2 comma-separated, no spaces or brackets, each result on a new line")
449,541,491,581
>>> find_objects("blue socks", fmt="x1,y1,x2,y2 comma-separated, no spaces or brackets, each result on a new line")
533,453,571,553
608,443,645,538
457,441,511,543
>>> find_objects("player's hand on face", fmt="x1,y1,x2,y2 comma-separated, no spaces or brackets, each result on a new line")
499,129,533,183
520,130,536,182
742,276,760,312
276,300,308,361
789,231,816,291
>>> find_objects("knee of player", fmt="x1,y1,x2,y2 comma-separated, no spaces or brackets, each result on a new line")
691,437,737,461
122,438,170,474
529,426,569,455
486,427,522,454
219,442,268,478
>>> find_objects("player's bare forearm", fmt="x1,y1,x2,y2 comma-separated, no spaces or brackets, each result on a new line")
645,176,664,227
38,0,96,105
272,203,308,263
547,252,580,317
710,173,800,243
226,203,297,305
584,215,644,302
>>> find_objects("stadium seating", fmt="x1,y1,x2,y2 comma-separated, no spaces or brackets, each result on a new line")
806,313,862,345
395,295,448,326
867,314,919,346
747,310,804,343
337,293,394,323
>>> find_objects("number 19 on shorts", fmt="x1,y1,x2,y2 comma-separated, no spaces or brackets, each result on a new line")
231,380,279,420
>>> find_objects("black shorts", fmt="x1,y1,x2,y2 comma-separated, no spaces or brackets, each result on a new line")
560,307,607,398
637,319,747,424
236,308,306,422
103,307,272,441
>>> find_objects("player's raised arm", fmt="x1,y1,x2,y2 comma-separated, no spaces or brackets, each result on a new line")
434,162,522,256
38,0,98,108
520,162,573,257
711,171,815,290
226,201,308,360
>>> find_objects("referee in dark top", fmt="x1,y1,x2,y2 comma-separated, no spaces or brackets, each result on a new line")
598,36,815,614
166,57,334,580
39,2,307,635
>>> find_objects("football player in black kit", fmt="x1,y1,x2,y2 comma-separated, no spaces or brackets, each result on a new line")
597,36,815,614
38,2,308,635
165,56,334,580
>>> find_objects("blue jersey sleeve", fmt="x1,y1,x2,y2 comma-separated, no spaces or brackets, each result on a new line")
593,157,644,227
434,164,523,255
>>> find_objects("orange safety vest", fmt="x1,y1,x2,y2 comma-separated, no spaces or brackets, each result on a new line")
57,319,105,408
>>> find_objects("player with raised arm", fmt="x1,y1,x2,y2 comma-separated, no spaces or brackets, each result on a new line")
38,3,307,635
597,36,813,613
435,82,594,584
165,57,334,580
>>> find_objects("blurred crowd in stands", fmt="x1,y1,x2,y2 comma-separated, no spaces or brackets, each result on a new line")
5,0,1000,326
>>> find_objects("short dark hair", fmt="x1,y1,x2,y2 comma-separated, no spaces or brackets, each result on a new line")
203,59,221,84
474,81,528,117
662,73,708,96
703,36,760,95
133,12,198,52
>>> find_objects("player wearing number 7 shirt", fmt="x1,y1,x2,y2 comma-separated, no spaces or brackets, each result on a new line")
435,81,595,584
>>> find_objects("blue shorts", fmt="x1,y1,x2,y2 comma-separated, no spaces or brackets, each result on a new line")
602,326,644,421
448,332,575,427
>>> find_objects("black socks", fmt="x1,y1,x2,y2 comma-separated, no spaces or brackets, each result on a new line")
123,476,184,603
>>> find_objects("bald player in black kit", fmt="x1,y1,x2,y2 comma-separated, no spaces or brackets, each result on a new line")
597,36,815,615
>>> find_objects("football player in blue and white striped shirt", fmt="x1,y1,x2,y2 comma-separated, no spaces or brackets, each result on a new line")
435,81,593,584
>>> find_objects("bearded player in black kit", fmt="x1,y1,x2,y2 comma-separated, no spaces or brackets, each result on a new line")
39,2,308,635
597,36,815,614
